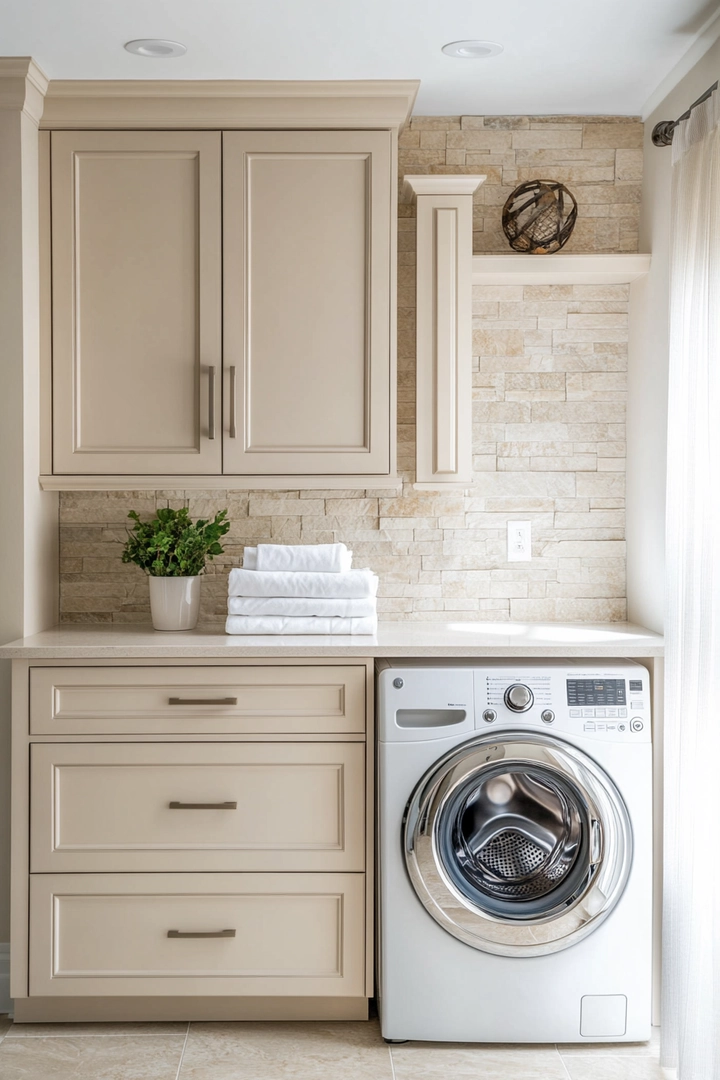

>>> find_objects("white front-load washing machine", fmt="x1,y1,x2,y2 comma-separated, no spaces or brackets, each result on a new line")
377,660,652,1043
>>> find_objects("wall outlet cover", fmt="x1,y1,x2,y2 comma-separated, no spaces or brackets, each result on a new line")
507,520,532,562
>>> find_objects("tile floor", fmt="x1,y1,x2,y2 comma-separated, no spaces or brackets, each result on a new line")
0,1016,662,1079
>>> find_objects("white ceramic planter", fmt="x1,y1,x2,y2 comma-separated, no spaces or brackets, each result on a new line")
148,575,201,631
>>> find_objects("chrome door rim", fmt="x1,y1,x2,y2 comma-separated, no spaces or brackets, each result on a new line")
403,731,633,957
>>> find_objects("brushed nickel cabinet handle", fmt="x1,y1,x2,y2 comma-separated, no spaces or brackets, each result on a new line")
208,366,216,440
229,365,237,439
169,801,238,810
168,697,238,706
167,929,236,939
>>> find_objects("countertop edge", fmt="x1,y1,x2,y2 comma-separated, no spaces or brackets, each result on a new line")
0,622,665,660
0,645,665,659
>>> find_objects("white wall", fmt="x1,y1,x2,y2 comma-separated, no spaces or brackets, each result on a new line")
627,32,720,632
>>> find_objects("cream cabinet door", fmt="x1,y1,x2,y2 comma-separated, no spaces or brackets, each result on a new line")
30,742,365,873
29,664,366,735
29,873,365,997
51,131,222,475
223,131,392,475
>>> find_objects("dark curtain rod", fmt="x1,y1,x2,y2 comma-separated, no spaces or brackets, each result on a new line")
652,80,718,146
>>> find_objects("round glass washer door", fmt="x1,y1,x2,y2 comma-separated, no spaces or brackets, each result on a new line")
404,731,632,957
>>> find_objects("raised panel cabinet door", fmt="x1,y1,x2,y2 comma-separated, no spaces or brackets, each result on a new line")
223,130,392,475
51,131,222,475
29,873,365,997
29,665,366,735
30,741,366,873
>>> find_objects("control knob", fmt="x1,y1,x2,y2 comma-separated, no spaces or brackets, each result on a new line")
504,683,534,712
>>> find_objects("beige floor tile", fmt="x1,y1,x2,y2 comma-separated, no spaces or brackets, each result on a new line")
390,1042,570,1080
559,1028,660,1057
560,1056,664,1079
179,1020,393,1079
0,1035,185,1080
7,1021,188,1038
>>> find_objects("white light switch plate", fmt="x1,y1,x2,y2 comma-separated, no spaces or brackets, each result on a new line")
507,520,532,562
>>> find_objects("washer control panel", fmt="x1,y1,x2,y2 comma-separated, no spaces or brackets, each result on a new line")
475,662,650,743
377,661,651,744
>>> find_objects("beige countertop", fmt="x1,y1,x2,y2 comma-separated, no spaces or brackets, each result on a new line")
0,621,664,659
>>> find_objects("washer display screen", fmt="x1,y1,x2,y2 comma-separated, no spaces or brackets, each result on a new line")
566,679,626,706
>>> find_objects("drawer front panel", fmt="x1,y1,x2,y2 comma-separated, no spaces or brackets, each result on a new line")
29,873,365,997
30,666,366,734
31,743,365,872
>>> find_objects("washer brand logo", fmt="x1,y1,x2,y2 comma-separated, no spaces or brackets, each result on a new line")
447,703,467,707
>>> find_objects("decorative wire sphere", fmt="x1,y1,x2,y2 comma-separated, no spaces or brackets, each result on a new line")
502,179,578,254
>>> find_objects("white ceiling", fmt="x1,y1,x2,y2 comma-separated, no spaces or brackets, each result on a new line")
0,0,715,115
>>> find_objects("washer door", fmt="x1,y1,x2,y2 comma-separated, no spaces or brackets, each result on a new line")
404,732,632,956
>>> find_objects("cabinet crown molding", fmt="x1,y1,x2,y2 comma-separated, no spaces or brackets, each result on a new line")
40,78,420,130
402,175,486,200
0,57,48,123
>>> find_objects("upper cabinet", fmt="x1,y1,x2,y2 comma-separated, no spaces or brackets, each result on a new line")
40,81,418,488
51,131,222,476
222,131,391,476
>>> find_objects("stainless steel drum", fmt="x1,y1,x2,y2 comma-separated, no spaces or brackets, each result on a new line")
404,731,632,956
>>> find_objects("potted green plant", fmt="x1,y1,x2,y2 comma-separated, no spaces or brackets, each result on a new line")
122,507,230,631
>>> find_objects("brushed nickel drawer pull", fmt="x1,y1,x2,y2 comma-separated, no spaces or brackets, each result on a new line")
229,365,237,439
169,801,238,810
208,365,216,440
168,697,238,706
167,929,236,939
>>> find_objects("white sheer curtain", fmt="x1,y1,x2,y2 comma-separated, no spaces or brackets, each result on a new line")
662,89,720,1080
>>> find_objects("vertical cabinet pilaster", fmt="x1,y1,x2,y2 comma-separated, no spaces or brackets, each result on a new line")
404,176,485,489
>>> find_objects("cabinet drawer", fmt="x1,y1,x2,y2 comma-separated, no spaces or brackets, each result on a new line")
30,666,366,735
29,873,365,998
31,742,365,873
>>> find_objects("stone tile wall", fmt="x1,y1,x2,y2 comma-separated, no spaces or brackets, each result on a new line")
399,114,643,253
58,115,640,626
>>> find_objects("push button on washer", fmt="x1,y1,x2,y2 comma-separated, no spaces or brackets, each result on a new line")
630,718,644,732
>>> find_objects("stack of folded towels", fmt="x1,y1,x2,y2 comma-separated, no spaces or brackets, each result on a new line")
225,542,378,635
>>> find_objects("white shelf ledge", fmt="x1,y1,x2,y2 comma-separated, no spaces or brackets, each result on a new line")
472,253,651,286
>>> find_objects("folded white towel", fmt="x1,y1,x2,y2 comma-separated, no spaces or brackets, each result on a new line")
225,615,378,636
228,596,377,618
227,568,379,600
242,543,352,573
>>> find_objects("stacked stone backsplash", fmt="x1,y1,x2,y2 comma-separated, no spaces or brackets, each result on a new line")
59,114,641,626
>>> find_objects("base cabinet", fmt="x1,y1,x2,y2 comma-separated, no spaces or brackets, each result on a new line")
13,659,373,1020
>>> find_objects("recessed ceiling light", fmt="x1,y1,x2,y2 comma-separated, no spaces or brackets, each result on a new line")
441,40,503,59
124,39,187,59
